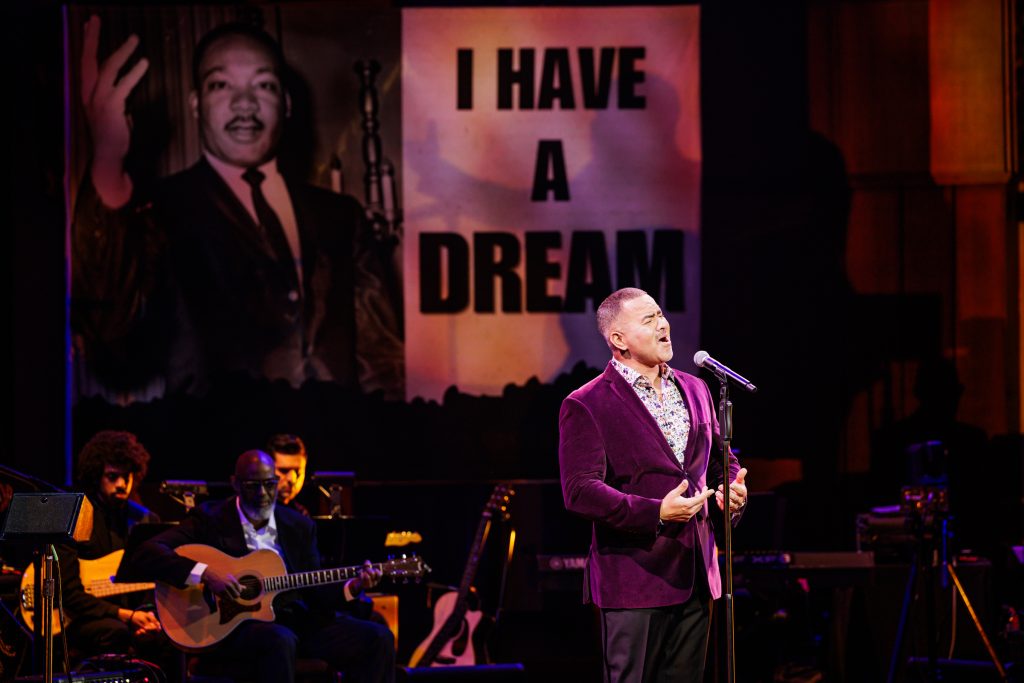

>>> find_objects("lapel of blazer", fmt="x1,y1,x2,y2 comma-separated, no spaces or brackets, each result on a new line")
603,363,682,471
284,179,321,301
674,370,707,473
193,158,281,262
217,499,303,573
216,498,251,558
273,509,304,573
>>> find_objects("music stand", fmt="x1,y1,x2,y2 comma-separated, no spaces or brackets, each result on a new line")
883,486,1009,682
1,492,89,683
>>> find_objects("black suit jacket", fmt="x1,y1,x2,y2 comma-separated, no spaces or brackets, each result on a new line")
73,158,403,395
122,497,352,622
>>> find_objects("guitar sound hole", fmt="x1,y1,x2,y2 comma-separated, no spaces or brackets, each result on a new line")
239,576,262,600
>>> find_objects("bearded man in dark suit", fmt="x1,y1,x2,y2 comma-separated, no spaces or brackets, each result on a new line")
123,450,394,683
72,18,402,398
559,287,749,683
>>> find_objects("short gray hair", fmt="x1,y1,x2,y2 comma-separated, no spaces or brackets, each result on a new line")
596,287,648,350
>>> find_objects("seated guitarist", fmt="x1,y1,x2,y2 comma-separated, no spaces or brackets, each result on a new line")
267,433,310,516
122,450,395,683
59,430,162,655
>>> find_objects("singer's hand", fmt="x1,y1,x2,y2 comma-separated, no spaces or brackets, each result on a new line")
716,467,748,513
660,480,714,523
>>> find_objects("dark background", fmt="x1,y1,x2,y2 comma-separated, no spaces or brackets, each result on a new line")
6,0,1022,679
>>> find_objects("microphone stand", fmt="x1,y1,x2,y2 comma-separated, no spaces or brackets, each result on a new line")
695,352,754,683
715,375,737,683
41,546,56,683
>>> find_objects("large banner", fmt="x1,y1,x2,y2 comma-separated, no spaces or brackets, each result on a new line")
62,3,702,481
67,5,404,402
66,4,699,406
402,7,701,400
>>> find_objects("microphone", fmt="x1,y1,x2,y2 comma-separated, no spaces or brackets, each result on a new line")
693,351,757,392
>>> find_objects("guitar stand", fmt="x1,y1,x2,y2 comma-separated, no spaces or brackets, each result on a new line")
409,485,515,670
886,519,1008,682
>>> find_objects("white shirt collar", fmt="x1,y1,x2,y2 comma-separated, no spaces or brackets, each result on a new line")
235,495,278,536
204,152,279,182
611,358,672,387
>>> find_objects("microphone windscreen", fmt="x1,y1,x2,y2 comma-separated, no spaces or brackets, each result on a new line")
693,350,710,367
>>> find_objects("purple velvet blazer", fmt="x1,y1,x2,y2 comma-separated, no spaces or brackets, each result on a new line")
559,362,741,609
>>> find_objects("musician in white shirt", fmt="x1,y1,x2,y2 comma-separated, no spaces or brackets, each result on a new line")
124,450,395,683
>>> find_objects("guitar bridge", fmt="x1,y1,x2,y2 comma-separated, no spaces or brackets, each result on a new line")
216,596,261,625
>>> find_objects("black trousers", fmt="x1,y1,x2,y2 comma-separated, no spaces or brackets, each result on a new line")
66,617,132,654
209,611,395,683
63,617,179,678
600,574,713,683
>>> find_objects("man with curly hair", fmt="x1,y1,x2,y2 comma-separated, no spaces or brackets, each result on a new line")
59,430,162,657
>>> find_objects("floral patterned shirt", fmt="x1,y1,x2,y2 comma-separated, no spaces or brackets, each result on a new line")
611,359,691,466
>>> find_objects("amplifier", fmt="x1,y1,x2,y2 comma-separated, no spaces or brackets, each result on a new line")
535,554,586,592
536,554,586,572
731,550,875,570
538,551,876,572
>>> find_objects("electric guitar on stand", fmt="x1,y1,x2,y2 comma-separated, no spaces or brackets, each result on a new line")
409,484,513,667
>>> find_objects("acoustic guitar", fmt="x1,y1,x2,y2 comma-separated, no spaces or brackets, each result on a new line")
19,549,155,633
409,484,512,667
155,544,428,650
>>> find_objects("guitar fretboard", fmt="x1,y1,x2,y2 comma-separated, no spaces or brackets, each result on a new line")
261,563,382,593
86,581,155,597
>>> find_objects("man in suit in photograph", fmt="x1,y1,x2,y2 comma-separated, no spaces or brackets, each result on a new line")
72,17,402,398
559,287,749,683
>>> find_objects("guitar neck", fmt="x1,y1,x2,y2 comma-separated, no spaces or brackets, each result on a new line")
453,512,493,601
87,582,155,598
261,562,383,593
418,486,509,667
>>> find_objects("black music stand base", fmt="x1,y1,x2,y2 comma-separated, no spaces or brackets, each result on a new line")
887,559,1008,682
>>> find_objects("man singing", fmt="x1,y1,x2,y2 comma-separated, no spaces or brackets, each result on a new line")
559,287,749,683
